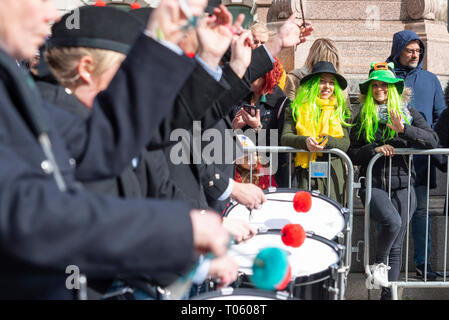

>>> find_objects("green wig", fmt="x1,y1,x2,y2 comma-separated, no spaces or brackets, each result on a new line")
291,74,351,127
357,82,410,143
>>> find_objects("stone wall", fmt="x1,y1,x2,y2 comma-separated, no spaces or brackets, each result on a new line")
257,0,449,96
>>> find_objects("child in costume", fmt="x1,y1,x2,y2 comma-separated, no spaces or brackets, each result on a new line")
347,62,439,299
234,135,278,190
281,61,351,204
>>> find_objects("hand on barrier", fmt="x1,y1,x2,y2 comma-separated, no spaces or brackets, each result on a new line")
306,137,324,152
375,144,395,156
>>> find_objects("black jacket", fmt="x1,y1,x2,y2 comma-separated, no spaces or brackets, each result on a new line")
165,46,275,212
36,80,143,199
348,106,439,190
0,34,199,299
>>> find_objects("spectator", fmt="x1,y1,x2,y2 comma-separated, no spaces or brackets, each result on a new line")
284,38,342,102
386,30,446,281
281,61,351,204
231,57,290,187
348,62,439,299
251,22,287,91
234,134,278,190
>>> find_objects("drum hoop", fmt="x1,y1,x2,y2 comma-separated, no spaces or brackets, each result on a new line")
266,187,349,218
191,288,297,300
224,188,348,223
251,231,344,260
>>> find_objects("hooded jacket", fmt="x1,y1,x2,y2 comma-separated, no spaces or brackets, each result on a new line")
386,30,446,187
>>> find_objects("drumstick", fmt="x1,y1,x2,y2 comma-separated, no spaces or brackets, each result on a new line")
299,0,307,28
264,198,292,203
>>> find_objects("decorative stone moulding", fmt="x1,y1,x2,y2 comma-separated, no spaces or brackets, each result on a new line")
407,0,440,20
266,0,299,23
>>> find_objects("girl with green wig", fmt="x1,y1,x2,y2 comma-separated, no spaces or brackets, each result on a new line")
281,61,351,204
347,62,439,300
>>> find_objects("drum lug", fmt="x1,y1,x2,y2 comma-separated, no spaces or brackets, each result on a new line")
220,287,235,296
275,291,290,300
336,232,345,244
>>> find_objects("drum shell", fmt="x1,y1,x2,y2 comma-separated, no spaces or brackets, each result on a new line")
233,233,344,300
223,188,349,243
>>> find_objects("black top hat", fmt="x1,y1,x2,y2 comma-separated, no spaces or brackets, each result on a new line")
300,61,347,90
47,6,143,55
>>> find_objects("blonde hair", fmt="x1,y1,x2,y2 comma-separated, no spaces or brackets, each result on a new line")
250,22,269,35
305,38,341,73
45,47,125,88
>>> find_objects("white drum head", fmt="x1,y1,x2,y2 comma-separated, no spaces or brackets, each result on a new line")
226,192,345,240
229,234,340,278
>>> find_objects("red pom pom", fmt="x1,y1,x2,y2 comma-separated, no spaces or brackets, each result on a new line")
281,223,306,248
94,0,107,6
275,264,291,290
293,191,312,213
130,2,141,9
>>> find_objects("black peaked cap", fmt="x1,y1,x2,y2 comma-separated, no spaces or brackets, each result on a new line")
48,6,143,54
128,7,154,25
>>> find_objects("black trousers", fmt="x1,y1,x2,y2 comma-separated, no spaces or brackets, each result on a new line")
361,187,417,282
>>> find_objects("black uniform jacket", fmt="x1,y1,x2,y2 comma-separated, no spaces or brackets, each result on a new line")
165,46,275,212
0,33,203,299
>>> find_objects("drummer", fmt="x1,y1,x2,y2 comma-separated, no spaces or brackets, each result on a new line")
280,61,352,205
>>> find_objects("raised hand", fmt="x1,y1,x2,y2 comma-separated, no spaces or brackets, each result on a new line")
229,29,254,78
146,0,207,44
265,13,314,57
386,110,405,134
196,4,239,70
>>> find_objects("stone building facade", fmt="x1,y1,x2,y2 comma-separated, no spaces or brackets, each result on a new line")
54,0,449,95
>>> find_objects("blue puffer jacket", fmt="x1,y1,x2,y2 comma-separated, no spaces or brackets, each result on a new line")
386,30,446,187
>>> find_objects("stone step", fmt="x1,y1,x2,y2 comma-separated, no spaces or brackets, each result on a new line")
344,272,449,300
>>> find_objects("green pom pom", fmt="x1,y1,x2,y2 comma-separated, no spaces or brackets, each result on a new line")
251,247,289,290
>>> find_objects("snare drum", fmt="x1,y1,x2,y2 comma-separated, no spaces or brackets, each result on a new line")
224,188,348,242
229,232,344,300
192,288,297,300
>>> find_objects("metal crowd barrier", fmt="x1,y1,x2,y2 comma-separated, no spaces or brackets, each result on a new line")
363,148,449,300
244,146,355,300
